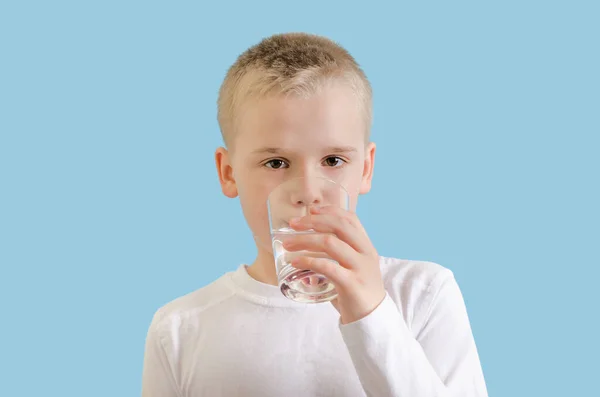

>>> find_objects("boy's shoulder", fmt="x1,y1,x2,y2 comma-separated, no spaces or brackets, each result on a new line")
378,255,454,291
378,256,457,334
149,269,237,332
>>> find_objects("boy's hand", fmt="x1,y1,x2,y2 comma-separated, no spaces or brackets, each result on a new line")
285,206,386,325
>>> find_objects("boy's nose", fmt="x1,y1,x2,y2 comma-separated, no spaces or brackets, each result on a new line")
290,182,323,206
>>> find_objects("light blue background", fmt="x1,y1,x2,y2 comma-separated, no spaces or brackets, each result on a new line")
1,1,598,396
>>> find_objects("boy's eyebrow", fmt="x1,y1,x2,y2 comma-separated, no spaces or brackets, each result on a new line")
326,146,358,154
252,146,358,154
252,147,282,154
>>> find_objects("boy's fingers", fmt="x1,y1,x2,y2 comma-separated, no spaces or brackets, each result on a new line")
290,208,375,255
291,213,370,254
312,205,360,223
291,256,350,289
283,233,358,269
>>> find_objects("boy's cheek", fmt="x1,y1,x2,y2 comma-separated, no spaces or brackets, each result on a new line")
239,195,272,249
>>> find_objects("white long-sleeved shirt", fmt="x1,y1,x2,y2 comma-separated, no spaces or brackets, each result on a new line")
141,256,488,396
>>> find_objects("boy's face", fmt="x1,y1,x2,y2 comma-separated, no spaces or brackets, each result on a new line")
216,82,376,253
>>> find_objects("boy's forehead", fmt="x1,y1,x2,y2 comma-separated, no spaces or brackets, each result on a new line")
243,122,363,149
235,85,365,151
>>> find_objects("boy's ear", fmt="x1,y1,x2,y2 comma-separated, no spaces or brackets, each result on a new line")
215,147,238,198
359,142,376,194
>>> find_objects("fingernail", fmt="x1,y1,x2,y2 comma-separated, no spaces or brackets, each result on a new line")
290,217,301,224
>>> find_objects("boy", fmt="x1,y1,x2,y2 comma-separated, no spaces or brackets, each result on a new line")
141,32,488,397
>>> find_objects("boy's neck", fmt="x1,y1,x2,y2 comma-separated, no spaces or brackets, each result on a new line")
246,248,278,286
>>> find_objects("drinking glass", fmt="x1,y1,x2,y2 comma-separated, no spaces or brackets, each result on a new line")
267,176,350,303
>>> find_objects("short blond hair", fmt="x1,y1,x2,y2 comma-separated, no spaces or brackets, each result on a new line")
217,32,373,147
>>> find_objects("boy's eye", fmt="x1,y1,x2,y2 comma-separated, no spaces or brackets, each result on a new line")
323,156,345,167
264,159,289,169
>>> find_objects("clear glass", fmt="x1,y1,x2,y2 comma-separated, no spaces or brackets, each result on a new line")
267,176,350,303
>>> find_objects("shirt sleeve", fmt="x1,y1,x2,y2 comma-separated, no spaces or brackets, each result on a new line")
141,313,181,397
339,270,488,397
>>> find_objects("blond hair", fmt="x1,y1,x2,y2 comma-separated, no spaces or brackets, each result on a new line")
217,32,373,147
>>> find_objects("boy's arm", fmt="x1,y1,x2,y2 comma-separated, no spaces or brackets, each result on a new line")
141,314,181,397
339,270,488,397
286,207,487,396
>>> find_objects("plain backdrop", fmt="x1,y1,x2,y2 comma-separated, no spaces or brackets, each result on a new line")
1,1,598,396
